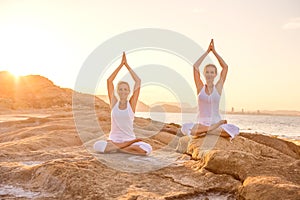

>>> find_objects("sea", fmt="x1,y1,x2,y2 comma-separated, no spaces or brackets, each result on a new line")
135,112,300,140
1,112,299,141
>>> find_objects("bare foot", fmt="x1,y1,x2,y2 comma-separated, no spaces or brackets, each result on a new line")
132,138,143,143
191,124,209,136
161,125,178,134
104,141,121,153
220,120,227,124
103,139,144,153
192,132,206,139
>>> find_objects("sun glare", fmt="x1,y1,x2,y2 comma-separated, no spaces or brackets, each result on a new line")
9,68,25,78
5,71,20,84
11,73,20,80
0,22,69,79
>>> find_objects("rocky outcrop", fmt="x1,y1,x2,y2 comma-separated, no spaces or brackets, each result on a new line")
0,71,108,110
177,133,300,199
1,108,299,199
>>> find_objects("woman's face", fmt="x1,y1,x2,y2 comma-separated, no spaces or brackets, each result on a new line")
204,66,217,82
117,83,130,99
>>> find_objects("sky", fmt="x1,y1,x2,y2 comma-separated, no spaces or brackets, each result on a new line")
0,0,300,111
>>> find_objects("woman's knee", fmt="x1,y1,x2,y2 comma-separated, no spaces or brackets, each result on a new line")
141,143,152,155
220,131,231,138
181,123,194,136
93,140,108,153
132,142,152,155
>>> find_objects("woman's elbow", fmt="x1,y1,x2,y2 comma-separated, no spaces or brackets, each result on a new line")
107,78,113,85
136,78,141,84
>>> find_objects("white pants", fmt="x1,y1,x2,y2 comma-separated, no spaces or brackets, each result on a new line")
130,141,152,155
93,140,152,155
181,122,239,138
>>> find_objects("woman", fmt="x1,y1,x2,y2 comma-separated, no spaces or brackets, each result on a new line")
94,52,152,155
181,39,239,138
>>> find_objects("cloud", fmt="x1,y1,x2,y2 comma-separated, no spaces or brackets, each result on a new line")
282,17,300,30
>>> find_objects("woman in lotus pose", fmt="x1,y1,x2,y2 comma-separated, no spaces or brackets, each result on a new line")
181,39,239,138
94,52,152,155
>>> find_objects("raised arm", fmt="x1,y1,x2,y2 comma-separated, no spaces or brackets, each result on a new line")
123,52,141,112
193,41,211,94
211,40,228,92
107,54,125,108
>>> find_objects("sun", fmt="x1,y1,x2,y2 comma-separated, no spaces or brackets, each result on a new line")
4,71,21,83
8,67,32,77
0,23,69,80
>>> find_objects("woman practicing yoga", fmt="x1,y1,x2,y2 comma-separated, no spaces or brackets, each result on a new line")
181,39,239,138
94,52,152,155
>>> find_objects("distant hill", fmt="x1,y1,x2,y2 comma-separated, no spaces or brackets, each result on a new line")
150,104,181,113
0,71,108,110
153,102,197,113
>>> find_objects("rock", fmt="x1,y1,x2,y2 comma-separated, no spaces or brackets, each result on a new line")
1,109,299,199
239,176,300,200
239,132,300,159
160,123,182,135
176,135,191,153
186,134,300,200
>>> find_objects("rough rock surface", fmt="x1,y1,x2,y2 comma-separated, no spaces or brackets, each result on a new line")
177,133,300,200
1,108,299,199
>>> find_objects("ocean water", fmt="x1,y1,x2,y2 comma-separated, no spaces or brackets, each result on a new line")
135,112,300,140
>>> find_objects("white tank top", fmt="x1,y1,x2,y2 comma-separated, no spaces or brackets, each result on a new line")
196,85,222,125
109,101,136,142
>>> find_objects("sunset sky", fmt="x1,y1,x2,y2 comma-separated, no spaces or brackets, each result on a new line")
0,0,300,111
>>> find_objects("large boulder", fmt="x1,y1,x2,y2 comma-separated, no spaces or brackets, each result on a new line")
184,133,300,199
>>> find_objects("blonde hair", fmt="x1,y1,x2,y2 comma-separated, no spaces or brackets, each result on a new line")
204,64,218,75
117,81,130,91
